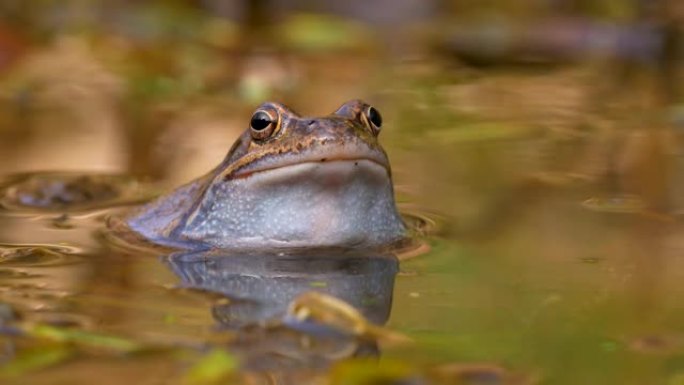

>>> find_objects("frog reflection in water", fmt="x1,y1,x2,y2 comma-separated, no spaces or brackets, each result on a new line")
166,249,399,373
125,100,406,249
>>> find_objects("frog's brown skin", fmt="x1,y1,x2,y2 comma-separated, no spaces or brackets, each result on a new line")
121,100,406,250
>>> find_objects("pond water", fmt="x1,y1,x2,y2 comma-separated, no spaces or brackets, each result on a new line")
1,7,684,384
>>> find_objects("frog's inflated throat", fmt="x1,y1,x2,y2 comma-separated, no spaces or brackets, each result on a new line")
124,100,406,249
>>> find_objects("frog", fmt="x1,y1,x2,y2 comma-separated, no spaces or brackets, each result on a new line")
118,100,406,250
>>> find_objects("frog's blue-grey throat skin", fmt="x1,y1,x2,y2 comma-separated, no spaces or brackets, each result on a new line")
125,100,406,249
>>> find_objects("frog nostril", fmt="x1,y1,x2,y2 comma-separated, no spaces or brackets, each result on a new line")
307,120,315,126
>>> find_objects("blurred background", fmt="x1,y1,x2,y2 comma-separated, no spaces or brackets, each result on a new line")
0,0,683,214
2,1,684,384
0,0,437,182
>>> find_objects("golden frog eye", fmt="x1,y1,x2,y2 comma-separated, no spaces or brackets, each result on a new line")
363,106,382,135
249,109,279,140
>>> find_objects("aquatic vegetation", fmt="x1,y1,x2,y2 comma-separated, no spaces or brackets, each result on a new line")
0,2,682,384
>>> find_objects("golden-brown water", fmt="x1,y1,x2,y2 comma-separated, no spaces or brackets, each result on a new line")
1,2,684,384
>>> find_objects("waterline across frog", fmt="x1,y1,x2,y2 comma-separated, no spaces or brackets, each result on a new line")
122,100,406,250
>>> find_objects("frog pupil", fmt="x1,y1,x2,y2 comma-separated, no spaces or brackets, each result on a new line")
251,111,273,131
368,107,382,128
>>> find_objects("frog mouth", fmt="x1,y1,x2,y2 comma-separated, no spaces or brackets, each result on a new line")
228,146,391,180
232,157,389,180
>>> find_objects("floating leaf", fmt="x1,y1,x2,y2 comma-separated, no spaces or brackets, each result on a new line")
25,324,141,353
0,345,74,378
582,195,646,213
331,358,420,385
287,291,410,343
183,349,237,385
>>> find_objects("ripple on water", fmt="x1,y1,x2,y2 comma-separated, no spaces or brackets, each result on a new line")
395,211,436,260
0,244,85,317
0,269,38,279
0,244,83,267
0,172,155,213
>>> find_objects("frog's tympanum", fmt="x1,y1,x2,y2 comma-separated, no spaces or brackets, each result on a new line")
124,100,406,250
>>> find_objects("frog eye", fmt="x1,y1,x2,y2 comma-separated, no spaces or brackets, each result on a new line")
250,109,278,140
363,106,382,135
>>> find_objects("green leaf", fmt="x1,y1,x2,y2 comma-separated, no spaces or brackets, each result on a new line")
26,324,141,353
184,349,237,385
0,345,74,377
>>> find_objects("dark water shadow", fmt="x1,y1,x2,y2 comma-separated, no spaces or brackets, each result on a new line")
0,172,153,213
